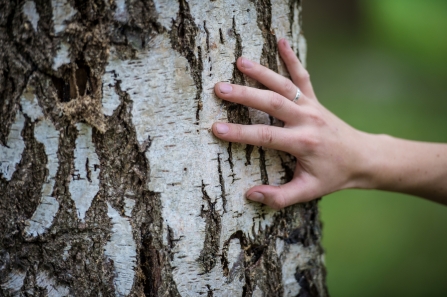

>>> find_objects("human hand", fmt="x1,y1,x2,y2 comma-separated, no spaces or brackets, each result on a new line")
212,39,371,210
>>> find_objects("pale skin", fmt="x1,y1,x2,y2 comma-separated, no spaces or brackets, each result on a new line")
212,38,447,210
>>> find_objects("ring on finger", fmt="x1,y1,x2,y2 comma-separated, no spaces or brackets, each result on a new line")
293,87,301,103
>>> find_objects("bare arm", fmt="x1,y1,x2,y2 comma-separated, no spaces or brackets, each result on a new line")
211,38,447,209
359,134,447,204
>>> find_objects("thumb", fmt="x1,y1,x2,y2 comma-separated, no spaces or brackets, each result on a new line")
246,179,314,210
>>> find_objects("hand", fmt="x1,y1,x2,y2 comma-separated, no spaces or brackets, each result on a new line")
212,39,371,209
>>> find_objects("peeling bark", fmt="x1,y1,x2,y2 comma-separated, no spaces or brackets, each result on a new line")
0,1,327,296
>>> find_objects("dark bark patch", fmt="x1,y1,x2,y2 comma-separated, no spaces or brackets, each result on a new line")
245,144,254,166
254,0,279,72
50,58,95,103
0,0,56,144
0,40,33,145
295,267,320,297
279,152,295,183
198,181,222,273
226,16,251,126
170,0,203,122
72,0,109,23
285,200,322,248
0,117,46,248
140,221,163,297
51,75,71,103
221,230,247,278
123,0,162,44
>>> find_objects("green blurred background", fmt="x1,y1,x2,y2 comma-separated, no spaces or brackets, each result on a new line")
302,1,447,296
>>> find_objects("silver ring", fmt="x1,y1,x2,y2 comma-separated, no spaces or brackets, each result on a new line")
293,87,301,103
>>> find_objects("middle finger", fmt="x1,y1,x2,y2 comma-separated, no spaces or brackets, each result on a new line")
215,83,302,123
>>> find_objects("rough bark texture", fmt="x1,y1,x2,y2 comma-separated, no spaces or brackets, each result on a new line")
0,0,327,296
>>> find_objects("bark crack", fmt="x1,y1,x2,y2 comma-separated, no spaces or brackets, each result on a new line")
198,181,222,274
258,147,269,185
245,144,254,166
204,21,210,52
170,0,203,123
219,28,225,44
254,0,279,72
217,153,227,213
226,16,251,126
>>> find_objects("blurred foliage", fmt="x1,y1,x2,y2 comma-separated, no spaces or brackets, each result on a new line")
362,0,447,77
302,1,447,296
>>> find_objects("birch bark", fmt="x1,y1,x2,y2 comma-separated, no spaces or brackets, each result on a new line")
0,0,327,296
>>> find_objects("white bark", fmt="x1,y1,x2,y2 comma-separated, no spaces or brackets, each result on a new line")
69,123,100,222
53,42,71,71
105,202,137,297
22,1,39,32
51,0,77,35
0,111,25,181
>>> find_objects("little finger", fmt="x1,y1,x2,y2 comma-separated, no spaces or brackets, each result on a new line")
236,57,299,101
278,38,316,99
245,177,317,210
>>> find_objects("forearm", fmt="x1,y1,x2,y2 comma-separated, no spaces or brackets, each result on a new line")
357,133,447,204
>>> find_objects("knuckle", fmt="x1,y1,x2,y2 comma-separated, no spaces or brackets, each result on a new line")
307,109,326,127
258,126,274,145
269,91,285,111
270,191,286,210
234,125,244,141
299,131,320,151
283,80,296,94
240,86,248,98
299,70,311,81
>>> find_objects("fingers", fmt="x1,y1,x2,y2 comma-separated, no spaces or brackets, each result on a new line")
236,57,299,101
245,177,315,209
212,122,295,153
277,38,316,98
215,82,301,123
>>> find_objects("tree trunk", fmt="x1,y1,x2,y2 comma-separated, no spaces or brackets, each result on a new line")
0,0,328,296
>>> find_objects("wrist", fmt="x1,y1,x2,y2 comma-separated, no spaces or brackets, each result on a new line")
345,131,391,191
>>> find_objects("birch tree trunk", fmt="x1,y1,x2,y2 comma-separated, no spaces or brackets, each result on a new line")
0,0,328,296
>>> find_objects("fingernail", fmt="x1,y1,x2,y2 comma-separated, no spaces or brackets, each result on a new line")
283,39,291,49
215,123,229,134
219,83,233,94
247,192,264,202
241,57,254,69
